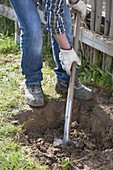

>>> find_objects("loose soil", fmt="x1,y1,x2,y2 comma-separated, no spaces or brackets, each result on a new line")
15,87,113,170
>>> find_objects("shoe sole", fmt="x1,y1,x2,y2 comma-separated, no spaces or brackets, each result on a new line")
26,99,44,107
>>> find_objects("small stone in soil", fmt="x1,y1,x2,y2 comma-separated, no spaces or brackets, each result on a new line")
53,139,63,146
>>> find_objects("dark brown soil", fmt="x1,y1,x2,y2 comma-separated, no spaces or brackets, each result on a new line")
15,88,113,170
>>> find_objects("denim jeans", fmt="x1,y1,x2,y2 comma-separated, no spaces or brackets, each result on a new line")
9,0,77,85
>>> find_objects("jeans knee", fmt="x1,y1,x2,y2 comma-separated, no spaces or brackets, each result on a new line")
22,24,42,45
31,26,42,42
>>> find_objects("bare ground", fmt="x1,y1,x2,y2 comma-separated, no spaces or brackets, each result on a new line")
14,87,113,170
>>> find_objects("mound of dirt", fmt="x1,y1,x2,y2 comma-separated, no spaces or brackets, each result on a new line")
15,88,113,170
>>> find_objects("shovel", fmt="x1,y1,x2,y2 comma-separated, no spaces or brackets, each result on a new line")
54,12,81,146
63,12,81,144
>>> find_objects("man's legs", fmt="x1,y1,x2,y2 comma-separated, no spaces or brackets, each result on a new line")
51,2,93,100
9,0,44,106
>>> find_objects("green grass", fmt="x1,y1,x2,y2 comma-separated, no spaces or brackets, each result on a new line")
0,16,15,36
0,28,51,169
0,139,49,170
0,61,23,112
0,34,19,54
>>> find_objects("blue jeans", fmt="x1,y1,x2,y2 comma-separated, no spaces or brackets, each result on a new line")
9,0,76,85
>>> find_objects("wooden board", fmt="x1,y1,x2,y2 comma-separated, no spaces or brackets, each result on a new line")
79,27,113,57
0,4,16,21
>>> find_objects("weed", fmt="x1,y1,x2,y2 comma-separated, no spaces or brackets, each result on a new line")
79,59,113,90
62,158,70,170
0,16,14,36
0,34,19,54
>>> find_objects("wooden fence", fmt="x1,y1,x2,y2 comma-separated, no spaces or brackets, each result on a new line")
0,0,113,73
80,0,113,73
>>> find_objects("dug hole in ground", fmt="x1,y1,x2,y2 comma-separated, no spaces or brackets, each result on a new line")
14,88,113,170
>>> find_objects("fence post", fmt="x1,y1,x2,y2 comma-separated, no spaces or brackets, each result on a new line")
90,0,96,64
15,20,20,44
110,0,113,81
103,0,111,70
109,0,113,39
108,0,113,80
103,0,112,71
93,0,103,66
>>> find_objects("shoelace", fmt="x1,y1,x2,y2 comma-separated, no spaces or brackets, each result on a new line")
74,80,82,88
29,85,41,93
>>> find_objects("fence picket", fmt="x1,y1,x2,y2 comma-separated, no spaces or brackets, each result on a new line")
105,0,113,72
104,0,111,36
90,0,96,31
103,0,112,71
93,0,103,65
109,0,113,39
89,0,96,64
